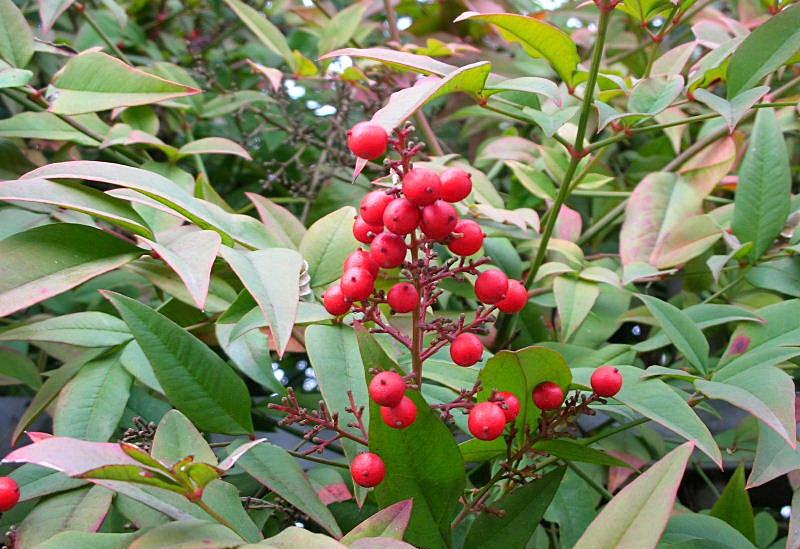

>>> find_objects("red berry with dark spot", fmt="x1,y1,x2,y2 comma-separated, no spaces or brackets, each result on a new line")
340,267,374,301
448,220,484,257
353,217,383,244
383,198,420,235
474,269,509,304
348,122,388,160
369,371,406,407
360,191,393,225
323,284,351,316
533,382,565,410
496,280,528,313
351,452,386,488
420,200,458,241
380,396,417,429
0,477,20,512
387,282,419,313
402,168,441,206
450,333,484,366
440,167,473,202
468,402,506,440
344,249,380,278
493,391,521,423
591,366,624,397
370,232,407,268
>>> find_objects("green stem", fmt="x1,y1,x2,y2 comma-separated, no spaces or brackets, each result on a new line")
567,462,613,501
287,450,349,469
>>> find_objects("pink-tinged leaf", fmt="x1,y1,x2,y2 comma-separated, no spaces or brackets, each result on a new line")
477,136,537,163
352,156,368,182
573,442,695,549
40,0,75,33
2,436,143,475
317,482,352,505
177,137,252,160
350,539,416,549
608,452,648,493
341,499,414,544
651,41,698,76
218,438,265,471
247,59,283,91
319,47,458,76
554,204,582,242
106,189,190,222
650,213,723,268
246,193,306,249
679,136,737,195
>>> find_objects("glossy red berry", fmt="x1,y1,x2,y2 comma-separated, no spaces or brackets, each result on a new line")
440,167,473,202
474,269,509,305
448,220,484,257
387,283,419,313
351,452,386,488
340,267,375,301
496,280,528,313
380,396,417,429
323,284,351,316
348,122,388,160
533,382,565,411
591,366,624,397
360,191,393,225
450,333,484,366
493,391,521,423
369,371,407,407
344,249,380,278
353,217,383,244
468,402,506,441
0,477,20,512
370,232,407,268
383,198,420,235
420,200,458,241
402,168,441,206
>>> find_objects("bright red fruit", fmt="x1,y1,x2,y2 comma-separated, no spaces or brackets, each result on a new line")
447,220,484,256
369,371,406,407
474,269,509,304
533,382,565,410
360,191,393,225
0,477,20,512
494,391,521,423
440,168,473,202
496,280,528,313
340,267,374,301
420,200,458,241
402,168,441,206
370,232,407,268
348,122,388,160
380,396,417,429
387,283,419,313
383,198,420,235
344,249,380,278
468,402,506,440
591,365,624,397
322,284,351,315
353,217,383,244
351,452,386,488
450,333,484,366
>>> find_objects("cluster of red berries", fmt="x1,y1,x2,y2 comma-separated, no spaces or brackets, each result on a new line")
0,477,20,512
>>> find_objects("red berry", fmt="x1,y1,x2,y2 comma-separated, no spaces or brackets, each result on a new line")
348,122,388,160
448,220,485,257
468,402,506,441
387,283,419,313
440,168,473,202
323,284,351,315
533,382,565,411
369,371,406,407
353,217,383,244
344,249,380,278
420,200,458,241
0,477,20,512
370,232,407,268
380,396,417,429
450,333,484,366
474,269,509,305
351,452,386,488
360,191,393,225
496,280,528,313
402,168,441,206
340,267,375,301
591,366,624,397
493,391,521,423
383,198,420,235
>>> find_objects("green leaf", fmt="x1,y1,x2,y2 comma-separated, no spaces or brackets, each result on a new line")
214,322,286,396
0,112,105,146
0,312,132,347
35,532,135,549
726,4,800,98
106,291,254,435
718,300,800,368
246,193,306,249
710,464,756,543
201,480,262,543
10,463,86,502
0,223,143,317
177,137,251,160
650,213,723,269
661,513,757,549
318,2,367,54
151,410,217,467
340,500,412,544
223,0,295,70
544,469,601,549
250,527,344,548
732,108,791,260
693,87,769,132
637,294,709,374
320,47,458,77
47,52,201,115
200,90,272,118
485,76,561,105
521,106,579,138
0,346,40,389
0,0,34,67
454,12,579,86
532,439,634,468
300,206,359,288
746,257,800,297
627,75,684,116
573,442,694,549
749,420,800,488
128,520,243,549
0,62,32,88
554,277,600,342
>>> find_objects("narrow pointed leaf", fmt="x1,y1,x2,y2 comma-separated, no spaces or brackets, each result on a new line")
637,294,709,374
0,312,132,347
223,0,295,70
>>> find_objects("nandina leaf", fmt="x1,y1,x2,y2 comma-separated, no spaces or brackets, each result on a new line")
177,137,252,160
710,464,756,542
201,480,262,543
128,520,244,549
718,300,800,369
661,514,757,549
246,193,306,249
0,62,32,88
637,294,709,374
151,410,218,467
30,532,135,549
299,206,359,288
627,75,684,116
340,500,413,544
0,346,40,389
0,0,34,67
223,0,295,70
319,47,458,76
554,277,599,342
0,312,132,347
